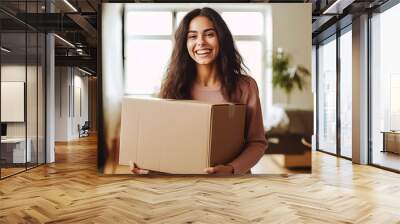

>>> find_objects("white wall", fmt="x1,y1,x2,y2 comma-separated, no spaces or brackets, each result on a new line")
55,67,70,141
74,74,89,122
271,4,313,110
1,64,46,163
72,73,89,138
1,65,43,137
1,65,27,138
55,67,89,141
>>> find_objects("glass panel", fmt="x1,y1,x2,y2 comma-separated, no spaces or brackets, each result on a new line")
317,37,337,154
390,74,400,129
221,12,263,35
339,30,352,158
0,1,46,178
236,40,263,106
27,31,38,169
176,11,188,28
125,40,172,95
236,41,262,86
126,11,172,36
38,33,45,164
26,0,38,169
1,30,27,177
371,3,400,171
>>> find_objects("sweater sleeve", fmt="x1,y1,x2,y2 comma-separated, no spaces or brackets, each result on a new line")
228,77,268,174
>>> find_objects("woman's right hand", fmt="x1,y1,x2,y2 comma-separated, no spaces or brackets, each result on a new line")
129,161,149,174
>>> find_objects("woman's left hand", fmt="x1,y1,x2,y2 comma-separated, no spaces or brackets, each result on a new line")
204,164,234,174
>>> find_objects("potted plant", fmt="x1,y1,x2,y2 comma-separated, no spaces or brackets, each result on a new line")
272,49,310,104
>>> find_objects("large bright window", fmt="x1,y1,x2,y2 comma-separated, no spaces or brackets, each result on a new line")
126,12,172,35
125,11,173,96
371,3,400,171
316,28,352,159
124,6,269,123
339,29,352,158
221,12,263,35
236,41,262,85
125,40,172,95
317,37,337,154
390,74,400,130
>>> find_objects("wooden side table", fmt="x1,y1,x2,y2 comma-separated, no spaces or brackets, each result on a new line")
381,131,400,154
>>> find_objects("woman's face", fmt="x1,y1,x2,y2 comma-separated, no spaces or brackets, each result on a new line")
186,16,220,66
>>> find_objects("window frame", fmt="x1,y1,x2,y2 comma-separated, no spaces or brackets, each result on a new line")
315,24,353,161
369,0,400,173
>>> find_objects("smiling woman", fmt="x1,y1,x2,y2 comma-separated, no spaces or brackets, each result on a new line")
186,17,220,66
160,7,246,101
128,7,268,175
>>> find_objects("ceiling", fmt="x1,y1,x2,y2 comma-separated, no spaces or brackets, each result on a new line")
0,0,98,74
0,0,392,75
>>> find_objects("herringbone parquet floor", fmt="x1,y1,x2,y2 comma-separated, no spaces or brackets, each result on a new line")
1,135,400,223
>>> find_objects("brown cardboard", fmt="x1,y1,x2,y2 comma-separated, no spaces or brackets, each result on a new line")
118,97,246,174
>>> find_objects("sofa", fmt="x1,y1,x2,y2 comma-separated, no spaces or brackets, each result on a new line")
264,108,313,168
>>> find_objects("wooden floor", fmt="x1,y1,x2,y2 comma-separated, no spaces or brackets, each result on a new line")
1,163,45,178
1,135,400,223
372,150,400,171
0,167,26,178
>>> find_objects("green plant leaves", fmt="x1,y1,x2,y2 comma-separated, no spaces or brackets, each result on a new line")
272,51,310,95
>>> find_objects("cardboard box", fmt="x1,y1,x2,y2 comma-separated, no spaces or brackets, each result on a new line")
118,97,246,174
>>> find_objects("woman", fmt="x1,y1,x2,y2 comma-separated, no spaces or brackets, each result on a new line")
131,7,267,175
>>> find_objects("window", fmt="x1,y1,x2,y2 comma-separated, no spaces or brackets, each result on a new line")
125,40,172,95
221,11,265,117
236,41,262,85
390,74,400,130
221,12,263,35
0,1,46,179
316,27,352,159
317,36,337,154
370,2,400,171
126,12,172,35
125,11,173,96
339,29,352,158
176,11,188,26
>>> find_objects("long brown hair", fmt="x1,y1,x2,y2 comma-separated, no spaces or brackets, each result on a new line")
159,7,248,101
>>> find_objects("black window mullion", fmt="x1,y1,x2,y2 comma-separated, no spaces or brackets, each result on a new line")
36,0,39,167
336,27,341,157
367,10,373,165
316,44,319,151
44,0,48,165
24,0,28,171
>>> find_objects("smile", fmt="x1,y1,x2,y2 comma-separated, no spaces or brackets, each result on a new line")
195,49,212,56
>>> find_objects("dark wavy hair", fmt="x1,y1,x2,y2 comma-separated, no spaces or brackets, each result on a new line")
159,7,248,102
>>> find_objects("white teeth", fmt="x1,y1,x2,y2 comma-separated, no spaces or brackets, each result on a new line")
196,49,211,55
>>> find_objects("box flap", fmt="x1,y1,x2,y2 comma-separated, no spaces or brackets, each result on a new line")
123,96,244,106
209,104,246,167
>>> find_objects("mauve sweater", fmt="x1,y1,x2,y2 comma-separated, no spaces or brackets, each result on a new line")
191,76,268,174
